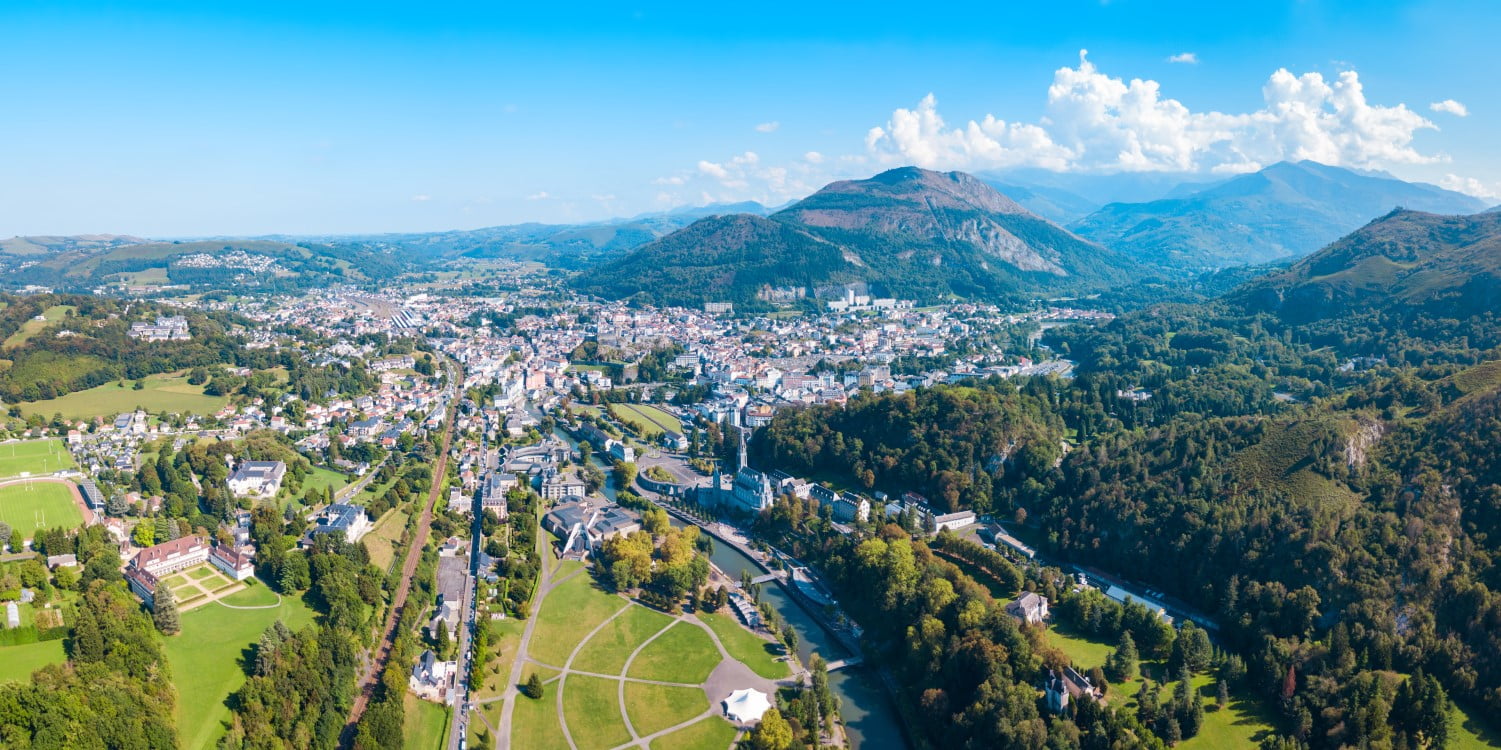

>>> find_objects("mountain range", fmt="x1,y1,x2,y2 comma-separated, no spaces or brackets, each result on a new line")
573,167,1134,307
1069,160,1487,270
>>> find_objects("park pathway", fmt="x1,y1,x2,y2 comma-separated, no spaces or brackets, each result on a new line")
493,531,574,749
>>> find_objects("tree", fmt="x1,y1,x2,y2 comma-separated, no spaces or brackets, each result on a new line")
1106,630,1139,682
0,521,10,551
525,672,544,700
435,620,450,656
132,521,156,548
153,584,180,635
751,708,793,750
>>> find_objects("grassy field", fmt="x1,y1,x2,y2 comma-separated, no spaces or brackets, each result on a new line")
3,305,74,349
649,715,738,750
609,403,683,439
561,674,633,749
511,685,570,750
573,604,675,675
1178,674,1278,749
403,691,450,750
19,373,228,420
162,582,317,750
624,683,708,737
1044,623,1115,670
365,508,409,571
1452,702,1501,749
528,573,629,667
626,621,720,683
698,612,791,680
0,639,67,683
0,439,76,478
0,482,83,539
475,617,526,699
299,467,350,504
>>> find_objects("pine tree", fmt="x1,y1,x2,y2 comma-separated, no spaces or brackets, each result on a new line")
1216,678,1230,709
153,583,181,635
435,620,450,656
1107,630,1139,682
525,672,544,699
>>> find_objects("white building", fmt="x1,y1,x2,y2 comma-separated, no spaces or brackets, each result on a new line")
227,460,287,498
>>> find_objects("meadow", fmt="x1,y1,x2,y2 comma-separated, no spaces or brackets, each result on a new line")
2,305,75,349
19,372,228,420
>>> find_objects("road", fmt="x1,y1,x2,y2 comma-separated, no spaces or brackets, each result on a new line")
341,361,460,748
445,439,498,748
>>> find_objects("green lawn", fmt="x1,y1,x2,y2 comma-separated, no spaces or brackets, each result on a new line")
698,612,790,680
0,639,66,683
573,604,675,675
475,617,527,699
528,573,628,667
20,373,228,420
512,683,570,750
624,683,708,737
561,674,632,749
1178,674,1278,749
0,439,77,479
301,467,349,503
1452,701,1501,749
1045,623,1114,670
609,403,683,439
3,305,74,349
189,566,216,580
403,691,451,750
161,582,317,750
649,715,739,750
627,621,720,684
0,481,83,539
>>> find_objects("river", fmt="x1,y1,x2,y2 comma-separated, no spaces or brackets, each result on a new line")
547,424,910,750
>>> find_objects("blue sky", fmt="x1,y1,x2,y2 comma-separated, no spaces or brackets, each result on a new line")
2,0,1496,236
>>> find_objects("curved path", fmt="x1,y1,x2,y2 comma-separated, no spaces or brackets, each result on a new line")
212,589,284,610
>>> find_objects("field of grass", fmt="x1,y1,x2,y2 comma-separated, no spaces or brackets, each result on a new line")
626,621,720,683
698,612,790,680
528,573,628,667
475,617,526,698
609,403,683,439
0,482,83,539
0,439,76,478
1452,701,1501,749
299,467,349,504
649,715,738,750
162,583,317,750
1044,623,1114,670
3,305,74,349
512,684,570,750
624,683,708,737
364,509,409,571
0,639,67,683
561,674,633,749
403,691,451,750
1177,674,1278,749
573,604,675,675
19,372,228,420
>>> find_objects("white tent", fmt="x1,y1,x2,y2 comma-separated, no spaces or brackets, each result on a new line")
723,688,772,723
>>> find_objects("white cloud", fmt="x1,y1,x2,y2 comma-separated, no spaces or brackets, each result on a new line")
804,151,825,164
656,151,828,206
1440,173,1500,200
410,194,431,202
1430,99,1469,117
1167,52,1198,64
866,49,1441,175
525,191,551,200
755,121,781,133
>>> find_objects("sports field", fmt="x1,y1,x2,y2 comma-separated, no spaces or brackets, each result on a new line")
0,439,76,479
0,481,84,539
19,373,228,420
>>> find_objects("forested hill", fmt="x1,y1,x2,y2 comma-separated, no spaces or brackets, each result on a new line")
1235,208,1501,322
750,208,1501,745
572,167,1134,308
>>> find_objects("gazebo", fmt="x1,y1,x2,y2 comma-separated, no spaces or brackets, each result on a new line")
723,688,772,723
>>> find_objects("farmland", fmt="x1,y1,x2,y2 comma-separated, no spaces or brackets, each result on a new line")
18,372,228,420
